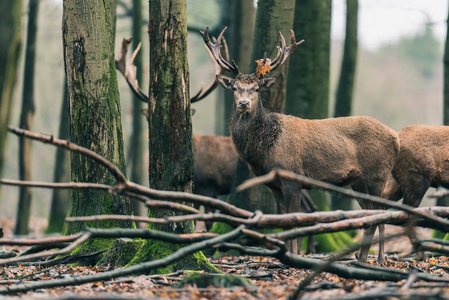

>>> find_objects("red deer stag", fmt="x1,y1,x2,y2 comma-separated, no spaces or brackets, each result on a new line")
201,26,400,262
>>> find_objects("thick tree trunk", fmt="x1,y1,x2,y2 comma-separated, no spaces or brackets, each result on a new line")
334,0,358,118
15,0,39,235
0,0,21,193
62,0,132,245
331,0,358,212
46,82,71,234
226,0,295,216
129,0,144,216
129,0,215,272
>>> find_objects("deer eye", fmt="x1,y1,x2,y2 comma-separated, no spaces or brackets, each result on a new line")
232,86,237,91
255,88,260,92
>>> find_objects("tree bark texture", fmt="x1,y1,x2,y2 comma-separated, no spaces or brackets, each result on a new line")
286,0,332,119
147,0,194,233
62,0,132,236
15,0,39,235
129,0,144,216
0,0,21,186
47,82,71,234
130,0,215,272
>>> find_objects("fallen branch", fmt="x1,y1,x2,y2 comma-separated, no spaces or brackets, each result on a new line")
239,169,449,230
5,127,253,218
0,225,244,294
0,228,218,265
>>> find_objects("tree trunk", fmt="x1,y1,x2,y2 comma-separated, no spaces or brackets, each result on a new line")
286,0,331,119
331,0,358,212
226,0,295,216
62,0,132,252
0,0,21,194
129,0,215,272
46,81,71,234
15,0,39,235
129,0,145,216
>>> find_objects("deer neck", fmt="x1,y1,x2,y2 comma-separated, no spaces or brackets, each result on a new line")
230,99,282,172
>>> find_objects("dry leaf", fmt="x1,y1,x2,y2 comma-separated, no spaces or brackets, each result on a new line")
255,59,272,77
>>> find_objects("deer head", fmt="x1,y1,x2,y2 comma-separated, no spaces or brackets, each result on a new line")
201,26,304,113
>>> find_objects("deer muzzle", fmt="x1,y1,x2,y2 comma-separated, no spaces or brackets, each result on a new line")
238,100,250,111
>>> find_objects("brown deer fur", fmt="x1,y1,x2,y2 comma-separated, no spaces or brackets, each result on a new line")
193,134,239,199
384,125,449,207
218,73,400,262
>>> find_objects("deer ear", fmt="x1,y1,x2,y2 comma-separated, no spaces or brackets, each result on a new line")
216,74,235,90
259,76,277,90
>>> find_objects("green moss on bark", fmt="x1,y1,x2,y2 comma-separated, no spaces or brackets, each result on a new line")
128,239,219,273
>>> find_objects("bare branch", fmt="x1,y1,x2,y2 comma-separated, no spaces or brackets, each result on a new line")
238,169,449,230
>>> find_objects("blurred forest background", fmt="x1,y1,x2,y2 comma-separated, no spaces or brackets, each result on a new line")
1,0,447,218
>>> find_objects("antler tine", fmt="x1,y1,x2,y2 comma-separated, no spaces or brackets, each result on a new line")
269,29,304,72
200,26,240,75
191,33,232,103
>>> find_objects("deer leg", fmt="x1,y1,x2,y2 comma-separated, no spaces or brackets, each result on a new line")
401,178,430,261
377,224,385,264
300,190,316,254
283,181,303,255
357,225,376,262
353,181,385,263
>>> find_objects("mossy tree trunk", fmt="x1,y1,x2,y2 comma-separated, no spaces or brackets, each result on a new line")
331,0,358,212
285,0,351,252
46,82,71,234
129,0,216,272
62,0,133,251
0,0,21,196
15,0,39,235
226,0,295,216
129,0,145,216
215,0,255,136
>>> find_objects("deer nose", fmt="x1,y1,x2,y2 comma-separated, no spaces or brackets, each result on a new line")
239,100,249,108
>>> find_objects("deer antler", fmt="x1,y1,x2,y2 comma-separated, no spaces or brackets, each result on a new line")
200,26,240,75
267,29,305,72
116,36,225,104
115,38,148,102
191,35,231,103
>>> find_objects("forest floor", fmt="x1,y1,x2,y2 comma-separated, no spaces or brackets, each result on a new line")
1,218,449,299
